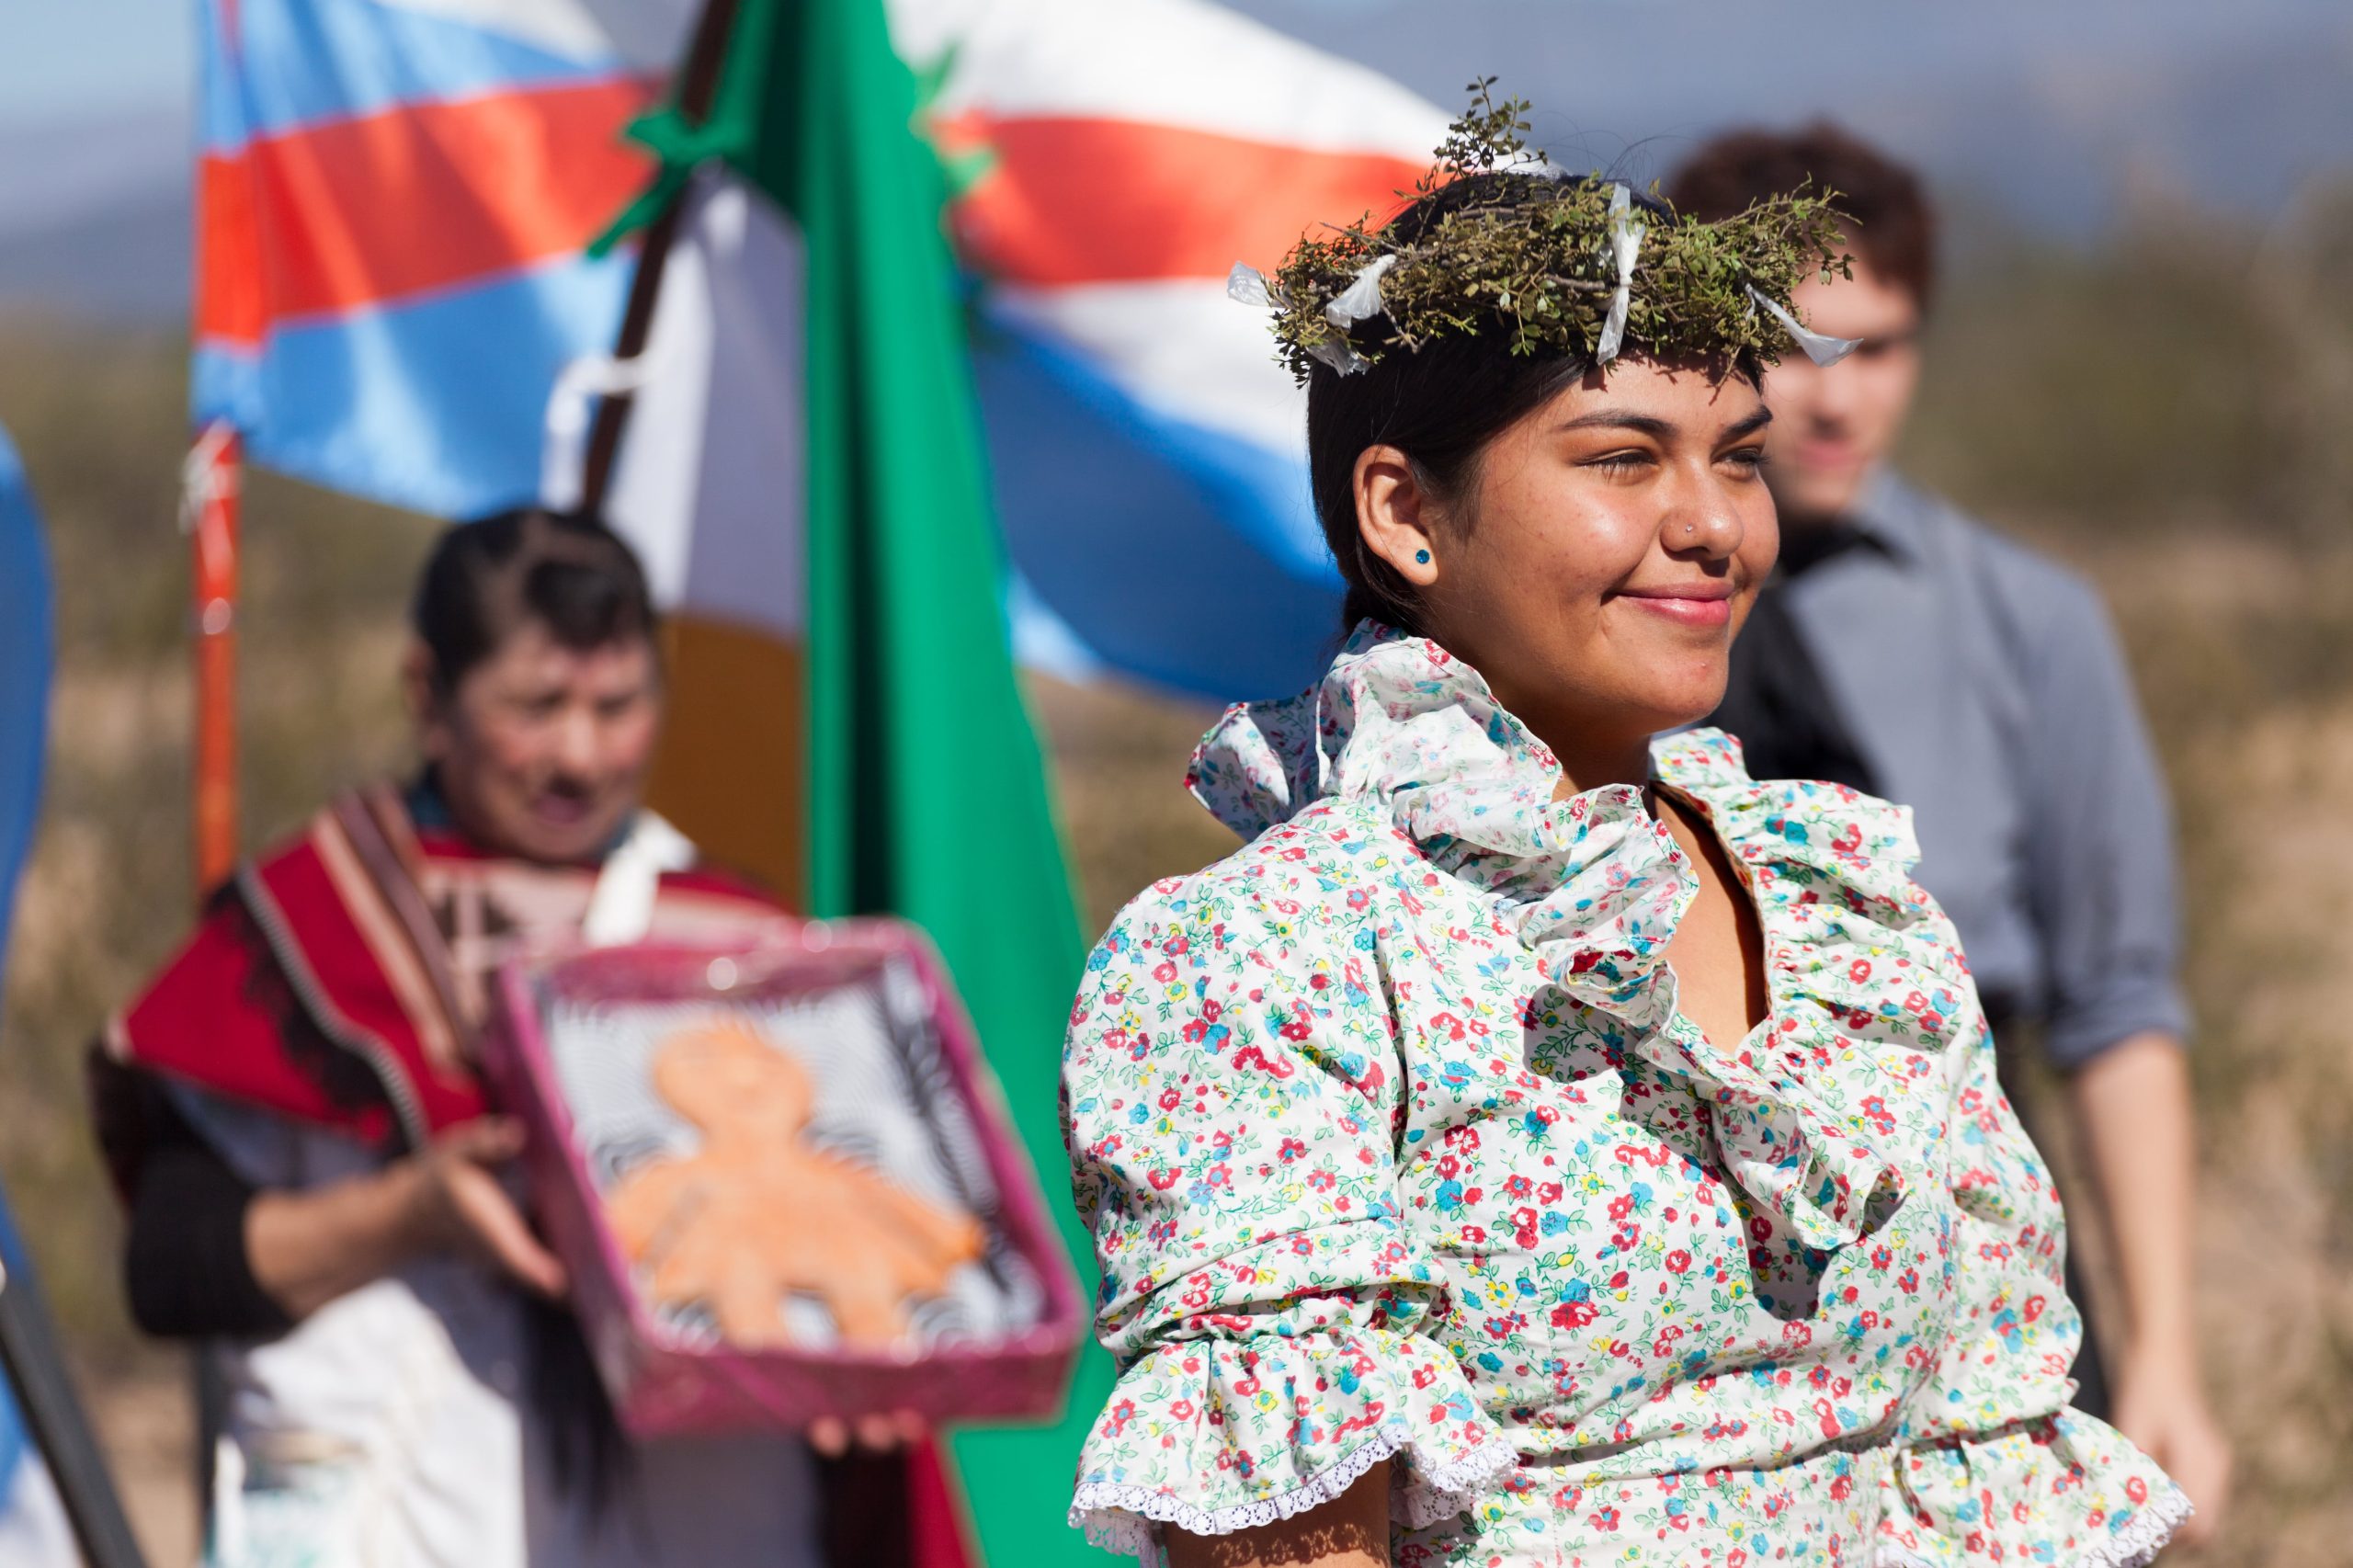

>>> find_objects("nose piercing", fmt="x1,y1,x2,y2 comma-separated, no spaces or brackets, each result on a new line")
1682,522,1697,537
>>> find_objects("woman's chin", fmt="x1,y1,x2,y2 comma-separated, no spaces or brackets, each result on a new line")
1628,669,1730,739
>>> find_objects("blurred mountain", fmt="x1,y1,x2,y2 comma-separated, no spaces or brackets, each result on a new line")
0,108,190,323
3,0,2349,324
1233,0,2353,236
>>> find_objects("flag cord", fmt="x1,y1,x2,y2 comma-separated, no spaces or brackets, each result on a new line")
575,0,744,517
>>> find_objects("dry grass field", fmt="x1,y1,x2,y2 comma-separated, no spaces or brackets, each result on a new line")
0,194,2347,1563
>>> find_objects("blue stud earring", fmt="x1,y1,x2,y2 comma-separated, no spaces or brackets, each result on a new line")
1415,549,1431,565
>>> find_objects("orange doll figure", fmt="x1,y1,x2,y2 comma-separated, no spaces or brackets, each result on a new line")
603,1017,985,1349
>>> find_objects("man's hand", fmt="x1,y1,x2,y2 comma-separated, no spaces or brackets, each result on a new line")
250,1114,565,1320
402,1117,567,1299
2113,1354,2231,1545
2068,1033,2231,1545
808,1409,926,1458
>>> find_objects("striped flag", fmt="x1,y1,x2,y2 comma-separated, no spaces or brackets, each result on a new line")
193,0,1445,701
191,0,682,517
904,0,1443,697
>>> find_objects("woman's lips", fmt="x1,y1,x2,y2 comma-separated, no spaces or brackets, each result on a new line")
1619,588,1733,628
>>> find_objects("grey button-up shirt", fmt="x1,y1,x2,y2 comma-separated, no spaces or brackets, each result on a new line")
1773,470,2189,1068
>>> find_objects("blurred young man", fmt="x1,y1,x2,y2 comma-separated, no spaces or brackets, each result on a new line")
1672,126,2231,1541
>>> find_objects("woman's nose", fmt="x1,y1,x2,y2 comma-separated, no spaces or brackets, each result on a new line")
1660,485,1744,559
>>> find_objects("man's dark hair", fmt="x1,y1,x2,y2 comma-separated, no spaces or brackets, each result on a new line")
1307,171,1688,635
1666,122,1938,312
411,508,658,692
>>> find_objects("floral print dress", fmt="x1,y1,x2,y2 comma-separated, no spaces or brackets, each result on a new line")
1062,625,2188,1568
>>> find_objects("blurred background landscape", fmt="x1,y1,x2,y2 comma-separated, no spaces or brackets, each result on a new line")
3,0,2351,1562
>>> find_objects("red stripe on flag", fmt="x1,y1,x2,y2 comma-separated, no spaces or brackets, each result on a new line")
196,145,267,345
938,114,1427,287
197,80,653,344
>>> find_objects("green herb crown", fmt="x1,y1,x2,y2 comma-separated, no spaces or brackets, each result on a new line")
1253,81,1853,382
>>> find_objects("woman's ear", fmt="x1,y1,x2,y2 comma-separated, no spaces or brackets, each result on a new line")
1353,444,1444,590
402,641,451,763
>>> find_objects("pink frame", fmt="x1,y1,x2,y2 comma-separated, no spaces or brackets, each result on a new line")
482,920,1085,1439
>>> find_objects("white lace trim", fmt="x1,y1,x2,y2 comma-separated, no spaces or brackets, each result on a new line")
1876,1485,2193,1568
1069,1431,1517,1568
2083,1487,2195,1568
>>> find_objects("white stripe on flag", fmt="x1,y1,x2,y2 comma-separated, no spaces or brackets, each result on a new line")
597,178,811,642
376,0,695,70
887,0,1447,160
985,279,1306,452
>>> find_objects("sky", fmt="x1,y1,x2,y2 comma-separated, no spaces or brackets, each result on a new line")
5,0,2347,133
0,0,189,130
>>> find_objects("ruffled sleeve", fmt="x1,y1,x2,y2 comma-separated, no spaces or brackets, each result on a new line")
1062,873,1513,1565
1872,979,2191,1565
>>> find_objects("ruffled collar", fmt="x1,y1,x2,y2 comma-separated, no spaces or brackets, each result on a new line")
1189,621,1695,1015
1188,622,1958,1254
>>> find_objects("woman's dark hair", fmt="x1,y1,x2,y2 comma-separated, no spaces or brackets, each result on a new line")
412,508,658,692
1307,171,1677,635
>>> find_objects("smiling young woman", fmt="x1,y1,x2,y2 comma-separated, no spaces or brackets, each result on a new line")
1058,101,2188,1568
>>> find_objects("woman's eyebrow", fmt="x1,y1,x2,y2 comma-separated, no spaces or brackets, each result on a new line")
1553,412,1676,437
1551,408,1775,440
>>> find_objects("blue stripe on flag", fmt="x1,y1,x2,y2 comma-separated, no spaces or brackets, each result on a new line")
972,313,1345,704
195,252,632,521
210,0,626,150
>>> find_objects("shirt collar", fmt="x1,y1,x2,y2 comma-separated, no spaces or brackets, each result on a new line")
1840,466,1931,564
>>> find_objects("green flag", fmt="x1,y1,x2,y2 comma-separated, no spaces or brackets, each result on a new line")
613,0,1110,1560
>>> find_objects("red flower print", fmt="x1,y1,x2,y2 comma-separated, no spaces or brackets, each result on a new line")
1665,1249,1693,1273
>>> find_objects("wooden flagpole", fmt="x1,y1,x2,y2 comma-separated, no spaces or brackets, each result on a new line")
186,421,242,896
575,0,743,517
